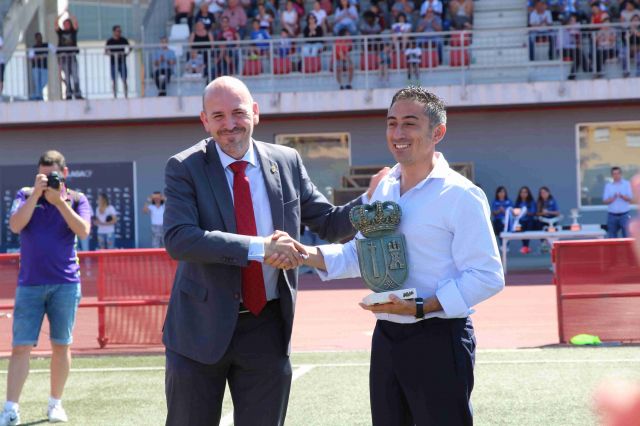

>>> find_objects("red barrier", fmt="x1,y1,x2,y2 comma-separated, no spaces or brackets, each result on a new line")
553,239,640,343
0,249,176,348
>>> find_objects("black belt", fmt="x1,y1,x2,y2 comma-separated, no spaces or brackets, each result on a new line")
239,299,279,314
608,211,630,216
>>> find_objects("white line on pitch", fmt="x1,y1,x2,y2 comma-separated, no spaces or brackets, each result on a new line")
2,358,640,376
218,365,316,426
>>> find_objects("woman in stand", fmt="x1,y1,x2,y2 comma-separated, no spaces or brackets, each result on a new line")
514,186,537,254
491,186,513,245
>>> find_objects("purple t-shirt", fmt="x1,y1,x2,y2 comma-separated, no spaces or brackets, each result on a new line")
11,187,92,286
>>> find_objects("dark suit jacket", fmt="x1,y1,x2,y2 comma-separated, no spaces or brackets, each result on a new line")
162,138,360,364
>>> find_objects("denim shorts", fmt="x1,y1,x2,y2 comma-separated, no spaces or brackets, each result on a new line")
12,283,82,346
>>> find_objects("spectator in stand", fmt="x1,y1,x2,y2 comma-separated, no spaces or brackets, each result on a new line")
292,0,306,18
256,2,274,33
335,28,354,89
360,10,383,36
319,0,333,16
591,1,609,23
391,0,414,24
222,0,248,38
405,37,422,83
214,16,240,75
621,1,640,23
0,36,4,98
143,192,166,248
595,15,618,75
277,28,293,57
627,14,640,76
368,2,386,31
514,186,537,254
392,12,412,50
528,0,556,61
54,12,83,100
302,14,324,57
449,0,474,30
94,193,118,250
152,37,177,96
311,0,329,32
491,186,513,246
105,25,130,99
417,7,443,63
379,41,391,83
334,0,359,35
28,33,51,101
419,0,443,17
175,0,195,30
603,166,632,238
185,50,205,74
249,18,271,57
189,21,214,78
561,13,591,79
281,0,300,36
195,1,216,31
535,186,560,223
208,0,227,18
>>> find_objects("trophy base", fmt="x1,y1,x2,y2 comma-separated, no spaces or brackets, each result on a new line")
361,288,418,306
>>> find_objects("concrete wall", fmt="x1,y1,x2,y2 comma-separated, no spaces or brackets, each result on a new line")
1,102,638,247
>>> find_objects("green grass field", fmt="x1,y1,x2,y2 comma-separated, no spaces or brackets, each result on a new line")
1,347,639,425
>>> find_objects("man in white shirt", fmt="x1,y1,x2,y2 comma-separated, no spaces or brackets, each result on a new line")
275,87,505,425
419,0,443,17
603,166,633,238
143,191,166,248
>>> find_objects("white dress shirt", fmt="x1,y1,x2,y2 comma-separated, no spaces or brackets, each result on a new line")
603,179,632,214
215,141,279,300
317,153,505,324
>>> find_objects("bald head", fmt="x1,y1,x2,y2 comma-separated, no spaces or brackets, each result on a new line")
202,76,254,113
199,77,260,159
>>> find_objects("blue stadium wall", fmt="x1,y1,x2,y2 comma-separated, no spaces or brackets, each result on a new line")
1,101,638,247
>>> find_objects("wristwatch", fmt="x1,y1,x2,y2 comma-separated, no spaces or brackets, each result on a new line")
414,297,424,319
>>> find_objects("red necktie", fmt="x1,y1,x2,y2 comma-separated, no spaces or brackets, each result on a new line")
229,161,267,316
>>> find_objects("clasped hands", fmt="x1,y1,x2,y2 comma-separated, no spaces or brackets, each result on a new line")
263,230,308,270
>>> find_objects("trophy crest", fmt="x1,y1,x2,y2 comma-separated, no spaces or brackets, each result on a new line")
350,201,408,293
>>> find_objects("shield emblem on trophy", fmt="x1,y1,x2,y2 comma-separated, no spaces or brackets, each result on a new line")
349,201,411,299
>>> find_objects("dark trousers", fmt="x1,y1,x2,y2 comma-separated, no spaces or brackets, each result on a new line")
165,300,292,426
370,317,475,426
154,69,172,96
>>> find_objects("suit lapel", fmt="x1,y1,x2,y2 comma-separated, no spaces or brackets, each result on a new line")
254,140,284,231
204,139,236,233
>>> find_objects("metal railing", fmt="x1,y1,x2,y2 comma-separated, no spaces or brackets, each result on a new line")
2,23,639,102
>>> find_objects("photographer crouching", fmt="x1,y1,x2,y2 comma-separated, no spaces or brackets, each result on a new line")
0,151,91,426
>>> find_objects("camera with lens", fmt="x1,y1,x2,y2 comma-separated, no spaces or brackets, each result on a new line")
47,171,64,190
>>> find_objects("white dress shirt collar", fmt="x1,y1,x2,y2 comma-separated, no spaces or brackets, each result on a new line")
214,139,258,171
387,151,450,190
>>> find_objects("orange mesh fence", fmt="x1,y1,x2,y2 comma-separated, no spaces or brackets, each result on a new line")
0,249,176,348
553,239,640,343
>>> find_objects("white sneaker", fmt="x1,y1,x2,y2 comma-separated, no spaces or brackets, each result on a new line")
0,408,20,426
47,404,68,423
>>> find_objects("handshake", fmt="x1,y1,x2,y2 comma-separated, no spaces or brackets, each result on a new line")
262,230,313,270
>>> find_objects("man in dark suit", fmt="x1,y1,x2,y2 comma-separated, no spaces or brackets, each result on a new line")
162,76,383,425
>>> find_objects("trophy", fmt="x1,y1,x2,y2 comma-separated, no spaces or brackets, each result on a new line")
569,208,581,231
349,201,416,306
506,206,527,232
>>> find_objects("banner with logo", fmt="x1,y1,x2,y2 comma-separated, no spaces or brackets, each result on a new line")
0,162,136,253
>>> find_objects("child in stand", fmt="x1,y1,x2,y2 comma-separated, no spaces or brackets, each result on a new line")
405,38,421,84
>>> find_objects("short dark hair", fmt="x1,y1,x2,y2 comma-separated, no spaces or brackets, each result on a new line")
99,193,110,205
611,166,622,174
113,25,121,32
38,150,66,170
390,87,447,129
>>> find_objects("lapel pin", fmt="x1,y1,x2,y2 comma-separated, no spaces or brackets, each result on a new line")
271,164,278,174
